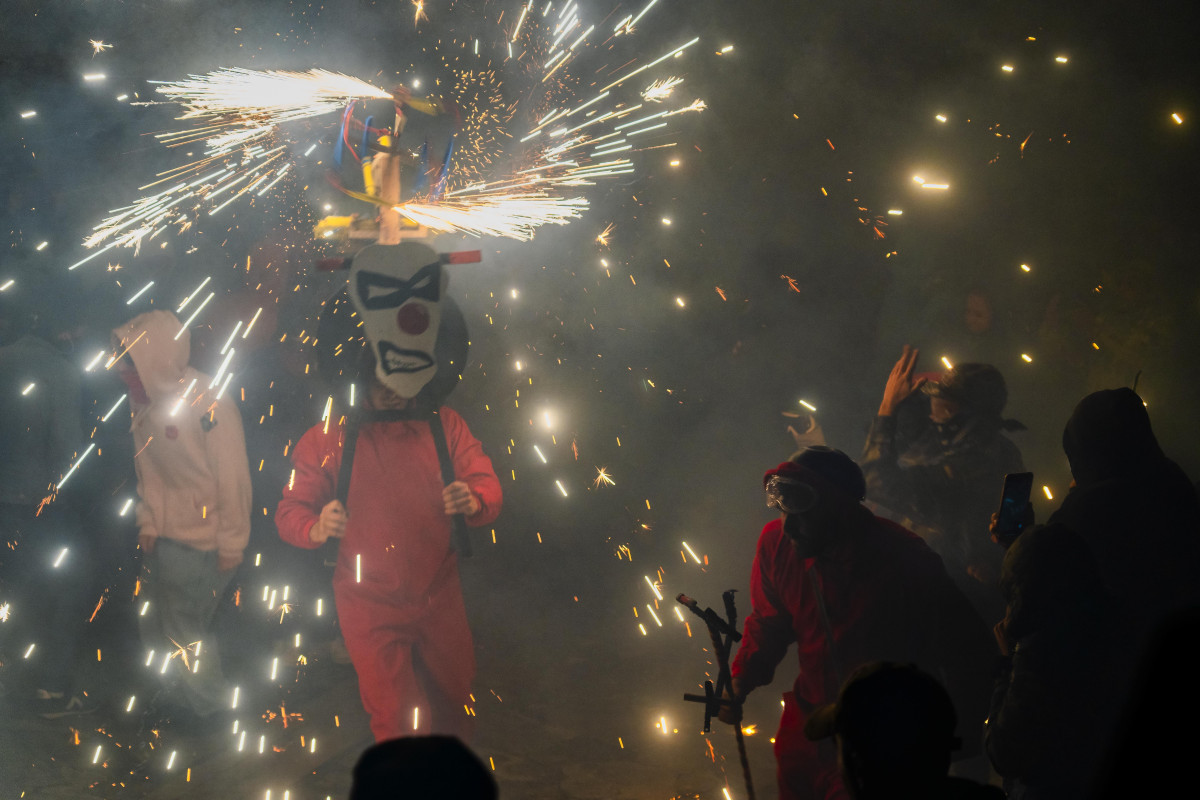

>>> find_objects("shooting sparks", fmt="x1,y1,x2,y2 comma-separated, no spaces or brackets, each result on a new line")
642,77,683,102
595,222,615,247
74,2,706,254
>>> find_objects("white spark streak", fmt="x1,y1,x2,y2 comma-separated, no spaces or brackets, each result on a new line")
175,292,215,340
242,307,264,338
57,443,97,490
102,395,128,421
126,281,155,304
177,277,212,313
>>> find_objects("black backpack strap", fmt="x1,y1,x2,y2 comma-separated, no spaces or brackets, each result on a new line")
320,413,362,567
428,410,472,558
335,412,362,508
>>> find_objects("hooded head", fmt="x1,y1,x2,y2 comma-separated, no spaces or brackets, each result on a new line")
804,662,960,799
764,447,866,557
349,242,447,400
921,363,1008,420
349,736,497,800
1062,388,1163,486
111,310,190,401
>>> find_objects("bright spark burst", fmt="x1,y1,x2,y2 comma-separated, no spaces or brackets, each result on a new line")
412,0,428,24
595,222,615,247
594,467,616,487
642,77,683,102
78,3,707,248
397,194,587,241
167,637,202,670
90,40,113,55
152,68,392,126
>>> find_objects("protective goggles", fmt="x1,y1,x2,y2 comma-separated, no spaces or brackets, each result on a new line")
765,474,820,514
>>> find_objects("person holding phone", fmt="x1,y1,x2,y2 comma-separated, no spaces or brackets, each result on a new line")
985,524,1119,799
991,472,1034,547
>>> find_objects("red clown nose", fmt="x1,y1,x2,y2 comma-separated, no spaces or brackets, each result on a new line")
397,302,430,335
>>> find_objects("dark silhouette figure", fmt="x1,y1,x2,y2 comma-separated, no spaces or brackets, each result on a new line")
0,275,90,717
1047,388,1200,631
805,662,1004,800
986,524,1119,799
1093,607,1200,799
350,736,498,799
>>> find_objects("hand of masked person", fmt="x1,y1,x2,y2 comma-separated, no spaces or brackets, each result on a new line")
879,344,927,417
442,481,480,517
309,499,348,544
717,678,746,726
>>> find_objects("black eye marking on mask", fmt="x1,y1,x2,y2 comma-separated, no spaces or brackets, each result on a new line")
356,262,441,310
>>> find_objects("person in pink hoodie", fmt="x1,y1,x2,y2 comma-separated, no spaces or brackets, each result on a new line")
111,309,252,723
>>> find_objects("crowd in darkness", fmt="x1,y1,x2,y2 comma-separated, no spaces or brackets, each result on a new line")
2,244,1199,800
726,346,1200,799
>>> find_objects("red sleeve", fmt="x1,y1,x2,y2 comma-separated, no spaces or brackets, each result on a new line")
442,407,503,527
275,424,342,549
731,522,796,691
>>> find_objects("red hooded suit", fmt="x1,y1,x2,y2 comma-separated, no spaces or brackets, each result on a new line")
732,465,994,799
276,408,501,741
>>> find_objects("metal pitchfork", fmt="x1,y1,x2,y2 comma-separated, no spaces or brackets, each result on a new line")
678,590,755,800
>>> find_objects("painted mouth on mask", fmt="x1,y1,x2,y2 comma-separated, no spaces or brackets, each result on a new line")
378,342,434,374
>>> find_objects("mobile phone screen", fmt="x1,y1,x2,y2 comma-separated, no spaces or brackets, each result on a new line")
995,472,1034,538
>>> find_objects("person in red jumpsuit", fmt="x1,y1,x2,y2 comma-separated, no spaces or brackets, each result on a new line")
722,447,995,800
275,370,501,741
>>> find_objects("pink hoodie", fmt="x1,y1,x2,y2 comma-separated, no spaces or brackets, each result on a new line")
113,310,252,561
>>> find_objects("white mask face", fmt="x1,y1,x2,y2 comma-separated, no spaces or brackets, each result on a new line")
349,243,447,399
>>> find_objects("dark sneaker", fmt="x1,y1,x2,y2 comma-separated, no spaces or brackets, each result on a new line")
35,690,97,719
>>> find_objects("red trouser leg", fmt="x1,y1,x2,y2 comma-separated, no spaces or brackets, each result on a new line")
413,575,475,739
775,692,850,800
337,574,476,742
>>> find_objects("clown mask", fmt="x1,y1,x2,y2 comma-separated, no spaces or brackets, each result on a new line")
349,242,447,399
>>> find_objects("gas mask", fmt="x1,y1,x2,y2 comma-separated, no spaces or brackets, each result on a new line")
349,242,447,399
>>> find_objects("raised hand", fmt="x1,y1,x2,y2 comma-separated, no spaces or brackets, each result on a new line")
879,345,927,417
